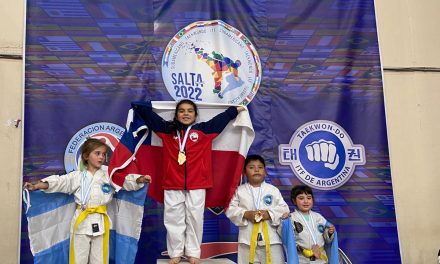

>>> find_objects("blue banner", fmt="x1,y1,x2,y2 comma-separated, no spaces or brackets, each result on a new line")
22,0,401,263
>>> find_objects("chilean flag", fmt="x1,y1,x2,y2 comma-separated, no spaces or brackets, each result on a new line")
109,101,255,209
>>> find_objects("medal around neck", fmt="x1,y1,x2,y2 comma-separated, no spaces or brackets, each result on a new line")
178,151,186,165
254,211,263,223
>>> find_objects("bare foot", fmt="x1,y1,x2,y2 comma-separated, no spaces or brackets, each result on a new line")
168,257,181,264
188,256,200,264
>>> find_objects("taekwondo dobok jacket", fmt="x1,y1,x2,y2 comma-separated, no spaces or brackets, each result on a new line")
42,168,144,236
226,182,289,245
280,210,339,264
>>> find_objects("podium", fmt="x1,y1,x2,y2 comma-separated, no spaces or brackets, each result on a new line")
157,259,235,264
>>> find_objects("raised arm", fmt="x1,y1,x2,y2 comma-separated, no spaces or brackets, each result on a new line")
131,101,170,133
197,106,239,134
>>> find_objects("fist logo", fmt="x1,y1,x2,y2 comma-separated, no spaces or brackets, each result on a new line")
305,139,339,170
279,120,366,190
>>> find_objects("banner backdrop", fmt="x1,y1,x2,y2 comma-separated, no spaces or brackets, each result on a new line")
22,0,401,263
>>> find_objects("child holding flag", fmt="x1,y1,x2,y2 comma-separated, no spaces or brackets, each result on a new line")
280,185,338,264
24,138,151,264
131,99,245,264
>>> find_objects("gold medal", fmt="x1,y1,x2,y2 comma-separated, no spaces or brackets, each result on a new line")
178,151,186,165
254,211,263,223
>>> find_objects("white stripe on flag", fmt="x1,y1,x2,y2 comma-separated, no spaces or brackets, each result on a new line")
27,203,76,254
107,199,144,239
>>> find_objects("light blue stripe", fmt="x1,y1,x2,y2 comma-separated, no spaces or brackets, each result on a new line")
109,230,139,264
26,191,75,218
33,238,69,264
114,185,147,206
32,232,140,264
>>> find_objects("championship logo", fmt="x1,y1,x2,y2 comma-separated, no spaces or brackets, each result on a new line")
162,20,261,105
64,122,124,172
279,120,366,190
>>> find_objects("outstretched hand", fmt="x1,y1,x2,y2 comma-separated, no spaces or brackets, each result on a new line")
23,181,48,191
23,182,36,191
237,106,246,112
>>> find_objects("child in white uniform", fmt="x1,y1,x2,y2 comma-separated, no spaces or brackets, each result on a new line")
24,138,151,264
226,154,289,264
282,185,336,264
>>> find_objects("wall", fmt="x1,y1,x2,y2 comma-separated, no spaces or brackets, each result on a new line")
1,0,439,263
0,0,25,263
375,0,440,263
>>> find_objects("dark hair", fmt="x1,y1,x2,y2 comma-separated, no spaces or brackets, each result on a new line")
290,185,314,201
174,99,198,120
169,99,198,131
244,154,266,168
80,138,108,166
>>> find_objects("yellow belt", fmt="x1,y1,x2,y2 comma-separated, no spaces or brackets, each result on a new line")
249,220,271,264
299,246,328,263
70,205,110,264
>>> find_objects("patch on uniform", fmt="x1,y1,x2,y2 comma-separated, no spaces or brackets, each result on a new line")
263,194,273,205
92,223,99,233
294,221,303,233
189,132,199,142
101,183,112,194
318,224,325,233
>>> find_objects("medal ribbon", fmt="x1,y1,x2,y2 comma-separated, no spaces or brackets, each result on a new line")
176,125,193,154
70,205,109,264
248,182,264,210
297,211,318,245
249,221,272,264
80,171,96,209
248,183,271,264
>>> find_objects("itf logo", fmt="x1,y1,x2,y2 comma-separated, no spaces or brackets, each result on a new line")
64,122,124,172
279,120,365,190
162,20,261,105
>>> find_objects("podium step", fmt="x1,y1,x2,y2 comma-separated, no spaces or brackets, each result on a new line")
157,259,235,264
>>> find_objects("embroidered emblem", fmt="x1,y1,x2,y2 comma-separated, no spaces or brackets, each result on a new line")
189,132,199,142
101,183,112,194
263,194,273,205
318,224,325,233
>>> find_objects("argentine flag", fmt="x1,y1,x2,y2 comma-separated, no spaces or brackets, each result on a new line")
24,185,147,264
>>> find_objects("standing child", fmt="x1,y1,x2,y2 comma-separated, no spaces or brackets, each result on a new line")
132,99,245,264
226,154,289,264
24,138,151,264
281,185,338,264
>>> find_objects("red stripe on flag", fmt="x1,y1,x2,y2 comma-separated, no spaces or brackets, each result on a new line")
207,150,244,208
200,242,238,259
